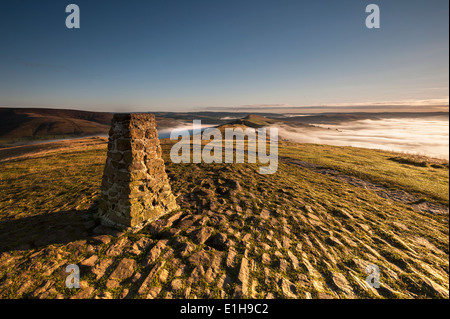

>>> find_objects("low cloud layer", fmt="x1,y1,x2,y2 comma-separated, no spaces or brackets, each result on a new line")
158,123,219,139
274,117,449,160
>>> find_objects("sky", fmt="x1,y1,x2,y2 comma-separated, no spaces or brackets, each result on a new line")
0,0,448,113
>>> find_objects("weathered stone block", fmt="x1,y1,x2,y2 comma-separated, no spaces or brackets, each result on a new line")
97,113,179,230
117,139,130,152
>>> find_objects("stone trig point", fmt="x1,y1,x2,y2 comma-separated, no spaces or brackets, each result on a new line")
98,113,178,230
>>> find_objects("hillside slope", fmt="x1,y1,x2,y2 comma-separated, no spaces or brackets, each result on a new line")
0,108,112,144
0,108,184,146
230,114,317,129
0,138,448,299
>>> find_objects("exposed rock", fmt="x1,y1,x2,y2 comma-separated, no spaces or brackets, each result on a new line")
167,211,184,224
251,279,259,298
105,279,120,289
180,242,196,257
326,236,344,247
280,278,297,298
119,289,130,299
331,272,355,297
92,259,114,280
192,227,214,245
235,256,250,298
42,259,67,277
209,215,228,227
287,251,299,270
262,253,271,265
210,251,223,271
226,248,237,268
109,258,137,282
302,255,321,278
138,261,166,295
187,266,206,284
348,271,380,297
147,286,162,299
422,277,449,298
81,255,98,267
188,250,211,266
105,238,130,257
184,286,192,299
71,287,95,299
274,238,282,249
129,237,153,255
174,264,187,277
32,280,55,298
282,236,291,249
171,278,183,290
147,220,168,236
317,292,335,299
297,274,312,289
260,209,271,219
177,217,194,231
279,259,289,273
143,239,168,266
159,269,169,283
205,251,223,284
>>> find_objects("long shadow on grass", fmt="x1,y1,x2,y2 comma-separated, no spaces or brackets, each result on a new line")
0,201,119,253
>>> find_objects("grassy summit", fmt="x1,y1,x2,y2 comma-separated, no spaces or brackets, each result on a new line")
0,137,448,299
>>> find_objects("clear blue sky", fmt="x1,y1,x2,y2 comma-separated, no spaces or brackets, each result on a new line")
0,0,448,112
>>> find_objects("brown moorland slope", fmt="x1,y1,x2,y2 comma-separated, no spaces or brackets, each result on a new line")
0,108,185,146
0,108,112,143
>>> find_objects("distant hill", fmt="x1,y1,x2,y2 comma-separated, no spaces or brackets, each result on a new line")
214,114,321,135
2,108,446,146
0,108,113,145
229,114,278,127
0,108,182,146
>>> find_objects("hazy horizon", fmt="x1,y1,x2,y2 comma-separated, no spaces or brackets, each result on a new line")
1,104,448,115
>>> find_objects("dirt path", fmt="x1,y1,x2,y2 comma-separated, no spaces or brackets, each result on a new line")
280,156,449,216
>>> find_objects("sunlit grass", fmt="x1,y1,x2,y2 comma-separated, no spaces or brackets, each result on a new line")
0,146,106,220
279,142,449,206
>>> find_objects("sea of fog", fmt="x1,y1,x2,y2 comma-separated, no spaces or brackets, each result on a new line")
276,117,449,160
160,117,449,160
18,116,448,161
158,124,219,139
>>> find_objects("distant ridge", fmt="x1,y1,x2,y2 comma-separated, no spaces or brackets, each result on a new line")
0,108,113,144
1,107,447,146
0,108,186,146
230,114,278,127
226,114,317,130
